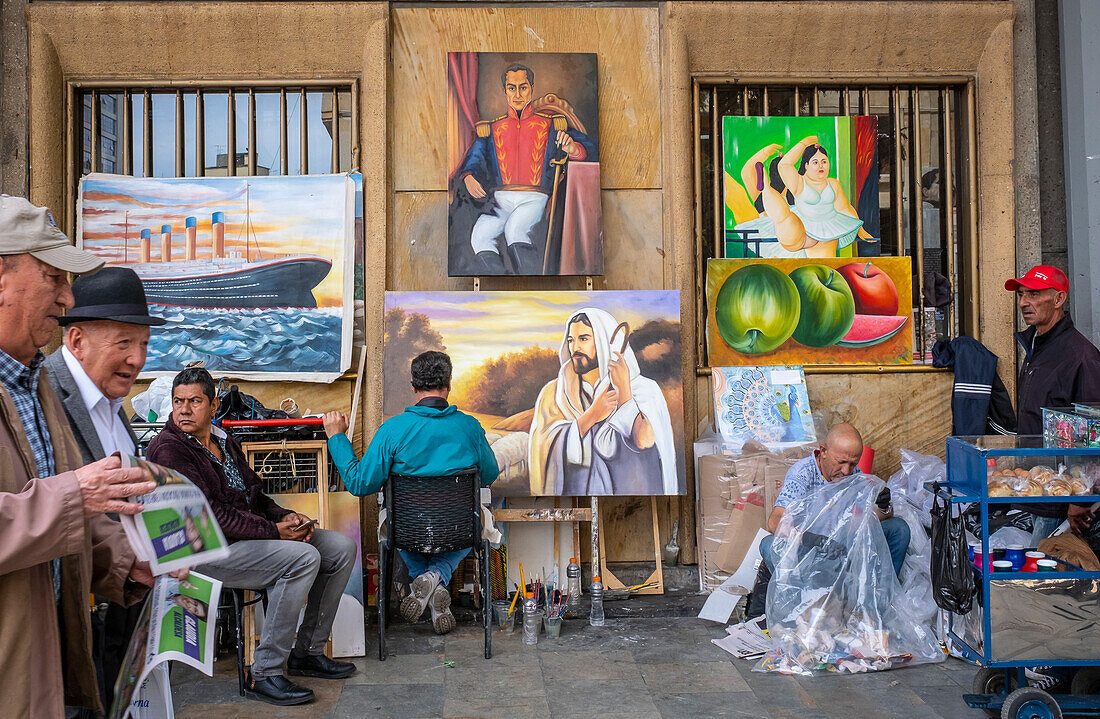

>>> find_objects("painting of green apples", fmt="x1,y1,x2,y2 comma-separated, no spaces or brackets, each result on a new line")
705,257,913,366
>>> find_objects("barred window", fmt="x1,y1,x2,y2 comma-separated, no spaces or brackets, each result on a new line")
694,82,979,366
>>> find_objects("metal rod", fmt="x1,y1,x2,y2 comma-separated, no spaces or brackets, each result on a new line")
300,88,309,174
793,86,800,117
712,87,721,259
248,88,257,175
693,75,973,86
843,86,851,116
941,87,958,337
76,78,358,89
175,90,184,177
227,89,236,177
762,86,769,117
742,86,748,117
330,88,340,172
696,364,947,376
812,85,819,116
350,82,360,169
909,88,926,360
89,90,99,173
862,86,871,115
279,89,289,175
195,90,205,177
965,82,980,338
693,81,706,363
892,88,904,257
122,90,132,175
142,90,152,177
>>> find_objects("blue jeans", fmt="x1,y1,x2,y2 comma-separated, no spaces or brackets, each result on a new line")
399,548,471,584
760,517,911,578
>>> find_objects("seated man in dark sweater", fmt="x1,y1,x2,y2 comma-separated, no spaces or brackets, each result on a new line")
147,368,357,707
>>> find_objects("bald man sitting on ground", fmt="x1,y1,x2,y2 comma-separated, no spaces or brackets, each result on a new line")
759,423,910,578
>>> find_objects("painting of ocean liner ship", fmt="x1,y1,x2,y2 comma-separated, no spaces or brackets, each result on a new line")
78,173,354,379
126,204,332,309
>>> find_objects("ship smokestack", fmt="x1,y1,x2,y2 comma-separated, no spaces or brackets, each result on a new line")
140,229,151,263
185,216,197,261
212,212,225,259
160,224,172,263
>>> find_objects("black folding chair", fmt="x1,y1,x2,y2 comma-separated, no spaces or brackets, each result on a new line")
377,468,491,661
216,588,268,696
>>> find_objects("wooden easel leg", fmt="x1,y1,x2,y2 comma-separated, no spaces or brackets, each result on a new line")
597,497,665,595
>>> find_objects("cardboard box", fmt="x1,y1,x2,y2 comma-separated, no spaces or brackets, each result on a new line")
715,491,768,573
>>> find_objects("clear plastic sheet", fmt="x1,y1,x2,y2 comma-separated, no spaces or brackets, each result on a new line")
756,474,943,675
886,449,945,529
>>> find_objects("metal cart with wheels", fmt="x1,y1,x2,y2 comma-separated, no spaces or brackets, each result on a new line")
938,435,1100,719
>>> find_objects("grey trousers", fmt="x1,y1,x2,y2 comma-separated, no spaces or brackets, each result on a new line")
200,528,358,678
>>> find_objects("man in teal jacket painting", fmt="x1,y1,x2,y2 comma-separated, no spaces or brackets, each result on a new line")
323,351,499,635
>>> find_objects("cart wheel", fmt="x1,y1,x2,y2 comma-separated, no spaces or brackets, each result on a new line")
973,667,1019,716
1000,687,1063,719
974,667,1019,695
1070,666,1100,695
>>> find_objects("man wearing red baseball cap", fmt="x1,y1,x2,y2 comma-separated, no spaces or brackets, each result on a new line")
1006,264,1100,540
1007,264,1100,691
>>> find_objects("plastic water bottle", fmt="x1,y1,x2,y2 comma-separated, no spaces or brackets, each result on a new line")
589,576,605,627
522,592,539,645
566,557,582,604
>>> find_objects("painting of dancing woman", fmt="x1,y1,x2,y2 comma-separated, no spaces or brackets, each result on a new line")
723,116,880,259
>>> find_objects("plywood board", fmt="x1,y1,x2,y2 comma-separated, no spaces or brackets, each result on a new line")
392,189,665,292
391,6,661,191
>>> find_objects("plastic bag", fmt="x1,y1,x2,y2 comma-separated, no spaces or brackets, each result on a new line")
886,449,945,529
931,492,976,614
131,377,173,422
755,475,943,675
987,526,1032,550
893,498,938,630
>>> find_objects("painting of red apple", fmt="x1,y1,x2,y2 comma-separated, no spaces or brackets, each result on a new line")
707,257,913,366
837,262,899,315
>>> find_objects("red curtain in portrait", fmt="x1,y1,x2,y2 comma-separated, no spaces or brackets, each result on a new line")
448,52,480,182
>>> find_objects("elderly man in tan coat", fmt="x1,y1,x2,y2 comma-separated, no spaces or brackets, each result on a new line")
0,195,159,717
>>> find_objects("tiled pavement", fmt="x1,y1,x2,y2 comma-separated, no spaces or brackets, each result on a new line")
171,614,985,718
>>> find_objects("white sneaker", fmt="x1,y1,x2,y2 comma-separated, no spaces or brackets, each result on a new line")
400,571,440,622
429,585,456,635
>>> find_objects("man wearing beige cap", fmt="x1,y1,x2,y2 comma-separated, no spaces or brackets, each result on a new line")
0,195,159,717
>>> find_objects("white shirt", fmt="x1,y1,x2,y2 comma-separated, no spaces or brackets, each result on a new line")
61,346,135,457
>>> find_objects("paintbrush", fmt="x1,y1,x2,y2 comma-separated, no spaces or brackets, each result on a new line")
507,584,521,616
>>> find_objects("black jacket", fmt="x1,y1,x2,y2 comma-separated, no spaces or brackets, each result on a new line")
932,337,1017,436
1015,313,1100,435
1014,313,1100,518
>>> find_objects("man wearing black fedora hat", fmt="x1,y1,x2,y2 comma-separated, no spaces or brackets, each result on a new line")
44,265,167,711
45,266,165,463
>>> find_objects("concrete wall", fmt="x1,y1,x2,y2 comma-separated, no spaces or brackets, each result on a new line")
1058,0,1100,346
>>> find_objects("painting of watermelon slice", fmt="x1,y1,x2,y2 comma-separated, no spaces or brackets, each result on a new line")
837,314,909,348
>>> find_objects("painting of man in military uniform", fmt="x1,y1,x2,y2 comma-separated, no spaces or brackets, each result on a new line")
448,52,603,276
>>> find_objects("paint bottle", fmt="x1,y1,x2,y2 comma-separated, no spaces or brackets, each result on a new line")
522,592,539,645
567,557,582,604
589,576,605,627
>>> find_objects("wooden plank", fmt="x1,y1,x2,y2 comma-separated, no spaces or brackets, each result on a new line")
493,508,591,523
391,6,661,192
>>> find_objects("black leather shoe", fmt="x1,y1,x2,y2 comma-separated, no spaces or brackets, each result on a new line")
243,672,314,706
287,652,357,679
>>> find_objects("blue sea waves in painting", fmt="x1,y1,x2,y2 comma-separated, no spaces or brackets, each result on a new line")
145,306,342,373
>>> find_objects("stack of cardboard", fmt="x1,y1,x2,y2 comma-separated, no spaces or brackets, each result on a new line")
696,442,815,591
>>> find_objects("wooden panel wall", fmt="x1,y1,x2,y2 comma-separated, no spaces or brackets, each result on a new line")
390,7,676,561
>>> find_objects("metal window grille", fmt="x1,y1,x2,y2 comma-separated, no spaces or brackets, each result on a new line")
71,82,358,231
694,81,979,368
